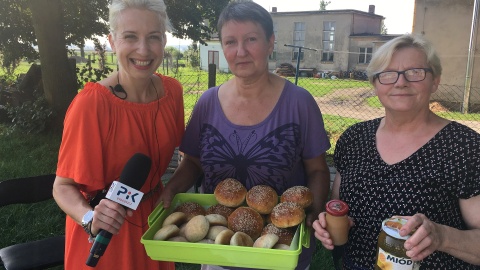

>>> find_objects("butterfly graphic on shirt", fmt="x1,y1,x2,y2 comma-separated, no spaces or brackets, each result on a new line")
199,123,300,193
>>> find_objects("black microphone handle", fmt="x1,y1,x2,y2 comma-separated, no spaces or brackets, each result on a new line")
85,229,113,267
85,153,151,267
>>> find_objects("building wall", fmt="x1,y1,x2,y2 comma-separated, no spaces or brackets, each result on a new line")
413,0,480,103
199,40,229,73
270,10,383,73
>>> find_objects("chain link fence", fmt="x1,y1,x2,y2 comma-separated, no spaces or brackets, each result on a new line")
162,68,480,156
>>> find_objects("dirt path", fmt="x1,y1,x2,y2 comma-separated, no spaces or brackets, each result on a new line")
315,88,480,133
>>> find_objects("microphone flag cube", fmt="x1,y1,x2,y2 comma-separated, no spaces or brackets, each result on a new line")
105,181,144,210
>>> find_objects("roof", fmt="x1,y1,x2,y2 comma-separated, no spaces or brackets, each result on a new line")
270,9,384,19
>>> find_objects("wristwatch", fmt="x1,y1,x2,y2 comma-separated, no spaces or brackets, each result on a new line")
81,210,94,235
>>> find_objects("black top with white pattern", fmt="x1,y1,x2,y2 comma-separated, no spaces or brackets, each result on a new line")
334,118,480,270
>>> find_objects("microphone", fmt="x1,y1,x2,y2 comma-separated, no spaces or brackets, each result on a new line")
86,153,151,267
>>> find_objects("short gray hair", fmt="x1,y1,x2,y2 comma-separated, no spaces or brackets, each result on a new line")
109,0,172,36
366,34,442,84
217,0,274,42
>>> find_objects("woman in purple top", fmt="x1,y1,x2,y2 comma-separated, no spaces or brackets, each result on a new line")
160,1,331,269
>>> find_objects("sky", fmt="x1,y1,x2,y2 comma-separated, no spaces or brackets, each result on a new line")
165,0,415,46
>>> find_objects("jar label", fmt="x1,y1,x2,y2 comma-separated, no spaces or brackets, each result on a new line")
376,247,420,270
382,217,410,240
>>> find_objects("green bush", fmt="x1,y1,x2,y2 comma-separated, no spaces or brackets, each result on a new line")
4,91,54,135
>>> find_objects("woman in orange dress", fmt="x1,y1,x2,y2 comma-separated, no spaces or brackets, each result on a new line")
53,0,183,269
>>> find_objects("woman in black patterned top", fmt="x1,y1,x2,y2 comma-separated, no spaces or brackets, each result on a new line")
313,34,480,269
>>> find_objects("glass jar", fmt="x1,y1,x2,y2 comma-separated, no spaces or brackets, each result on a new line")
325,199,349,245
375,217,420,270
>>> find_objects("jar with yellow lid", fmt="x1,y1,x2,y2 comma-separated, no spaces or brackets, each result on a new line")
375,217,420,270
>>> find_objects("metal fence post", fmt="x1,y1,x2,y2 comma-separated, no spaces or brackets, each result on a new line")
208,64,216,88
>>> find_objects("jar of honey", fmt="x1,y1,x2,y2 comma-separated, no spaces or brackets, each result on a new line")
375,217,420,270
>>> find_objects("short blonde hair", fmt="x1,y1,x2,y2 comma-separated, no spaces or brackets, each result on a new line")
109,0,172,36
366,34,442,84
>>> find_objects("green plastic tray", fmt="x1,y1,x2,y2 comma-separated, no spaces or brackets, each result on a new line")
141,193,310,270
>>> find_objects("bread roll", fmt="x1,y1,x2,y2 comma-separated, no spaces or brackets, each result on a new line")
206,204,235,219
214,229,235,245
184,215,210,242
214,178,247,207
178,223,187,238
167,235,187,242
262,223,296,245
198,239,215,244
206,225,229,240
280,186,313,208
253,234,279,248
270,202,305,228
230,231,254,247
205,214,228,227
153,224,180,240
273,243,291,250
162,212,188,227
228,206,264,240
174,202,206,221
246,185,278,214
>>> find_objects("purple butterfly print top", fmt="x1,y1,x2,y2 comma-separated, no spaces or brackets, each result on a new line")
180,80,330,194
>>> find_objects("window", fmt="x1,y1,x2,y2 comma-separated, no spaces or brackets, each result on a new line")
359,47,373,63
292,22,305,61
322,21,335,62
269,23,277,60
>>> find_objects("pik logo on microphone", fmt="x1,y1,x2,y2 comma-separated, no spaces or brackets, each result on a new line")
105,181,144,210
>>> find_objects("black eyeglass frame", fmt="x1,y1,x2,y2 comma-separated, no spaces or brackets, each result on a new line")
374,68,433,85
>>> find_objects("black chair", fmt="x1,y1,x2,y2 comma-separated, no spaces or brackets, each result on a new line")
0,174,65,270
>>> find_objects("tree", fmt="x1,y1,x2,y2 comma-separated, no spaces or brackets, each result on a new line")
0,0,229,129
184,43,200,69
381,20,388,34
320,0,331,10
28,0,77,127
165,0,230,45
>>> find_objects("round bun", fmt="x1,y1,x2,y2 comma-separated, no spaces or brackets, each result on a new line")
214,178,247,207
184,215,210,242
262,223,296,245
205,214,228,227
162,212,188,227
206,225,229,241
280,186,313,208
230,231,254,247
153,224,179,240
228,206,264,240
246,185,278,214
214,229,235,245
206,204,235,220
174,202,206,221
253,234,279,248
270,202,305,228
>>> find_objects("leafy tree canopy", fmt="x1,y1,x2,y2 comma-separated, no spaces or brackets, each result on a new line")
0,0,229,70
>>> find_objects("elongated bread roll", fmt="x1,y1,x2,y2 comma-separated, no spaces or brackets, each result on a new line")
230,231,254,247
214,229,235,245
153,224,179,240
253,233,279,248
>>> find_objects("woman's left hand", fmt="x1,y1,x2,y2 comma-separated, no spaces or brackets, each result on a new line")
397,213,444,261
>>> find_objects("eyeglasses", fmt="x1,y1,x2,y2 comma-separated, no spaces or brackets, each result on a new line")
374,68,433,85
